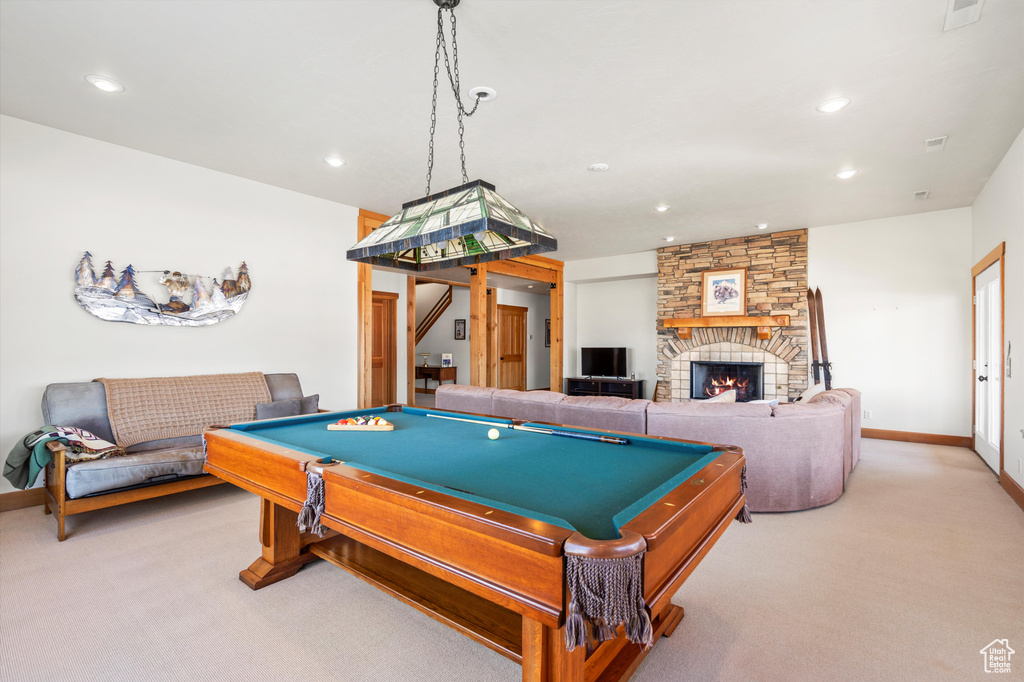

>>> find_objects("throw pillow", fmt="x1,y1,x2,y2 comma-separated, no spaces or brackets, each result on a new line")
706,389,736,403
795,382,825,403
255,395,320,421
300,394,320,414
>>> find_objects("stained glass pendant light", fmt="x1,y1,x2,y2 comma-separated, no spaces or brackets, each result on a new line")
346,0,557,272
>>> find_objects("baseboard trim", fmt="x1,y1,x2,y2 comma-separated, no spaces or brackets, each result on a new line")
0,488,45,512
1000,473,1024,512
861,428,972,448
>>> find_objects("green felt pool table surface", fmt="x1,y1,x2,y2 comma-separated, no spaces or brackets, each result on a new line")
230,406,719,540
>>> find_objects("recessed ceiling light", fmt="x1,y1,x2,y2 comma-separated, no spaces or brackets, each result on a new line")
324,156,345,168
816,97,850,113
757,223,768,230
655,205,670,212
835,169,858,179
587,163,609,172
527,285,534,288
84,75,124,93
663,236,675,242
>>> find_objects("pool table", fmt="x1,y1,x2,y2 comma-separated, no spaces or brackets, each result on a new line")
203,405,746,682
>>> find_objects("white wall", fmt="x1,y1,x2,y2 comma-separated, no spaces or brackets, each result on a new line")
808,208,974,436
414,282,448,327
574,278,659,399
565,253,659,399
972,127,1024,487
0,116,360,493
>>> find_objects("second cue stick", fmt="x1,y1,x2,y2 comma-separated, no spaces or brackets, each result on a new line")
426,413,630,445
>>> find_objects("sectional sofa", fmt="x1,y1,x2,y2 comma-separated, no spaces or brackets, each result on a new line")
435,385,861,513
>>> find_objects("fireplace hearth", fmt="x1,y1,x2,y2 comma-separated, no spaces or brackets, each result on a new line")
690,361,763,402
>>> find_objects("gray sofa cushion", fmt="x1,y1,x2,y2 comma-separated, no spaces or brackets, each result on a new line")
64,447,206,499
41,382,115,443
435,385,497,415
265,373,304,401
556,396,651,435
491,389,567,424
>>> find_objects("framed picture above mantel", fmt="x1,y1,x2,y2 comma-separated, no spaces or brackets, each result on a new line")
701,267,747,317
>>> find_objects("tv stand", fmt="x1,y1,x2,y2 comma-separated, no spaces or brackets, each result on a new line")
565,377,645,400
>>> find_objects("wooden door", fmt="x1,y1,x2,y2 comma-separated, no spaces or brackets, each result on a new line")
497,304,527,391
371,291,398,406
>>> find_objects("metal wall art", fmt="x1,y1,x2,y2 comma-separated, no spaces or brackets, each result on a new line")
74,252,250,326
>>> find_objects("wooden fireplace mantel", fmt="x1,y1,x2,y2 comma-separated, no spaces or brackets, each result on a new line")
663,315,790,340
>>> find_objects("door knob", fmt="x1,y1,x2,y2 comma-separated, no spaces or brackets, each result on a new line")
978,375,988,382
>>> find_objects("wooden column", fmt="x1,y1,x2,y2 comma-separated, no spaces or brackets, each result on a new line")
487,287,498,386
469,265,489,386
356,209,389,409
549,268,564,394
407,276,417,404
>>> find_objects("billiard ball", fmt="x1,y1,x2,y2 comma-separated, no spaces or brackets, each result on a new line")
487,428,500,440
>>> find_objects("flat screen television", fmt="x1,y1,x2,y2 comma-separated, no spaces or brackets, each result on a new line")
581,347,627,378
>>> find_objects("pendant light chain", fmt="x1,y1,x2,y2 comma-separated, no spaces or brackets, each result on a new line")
425,5,481,196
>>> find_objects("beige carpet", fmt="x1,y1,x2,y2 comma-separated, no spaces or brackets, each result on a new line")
1,440,1021,681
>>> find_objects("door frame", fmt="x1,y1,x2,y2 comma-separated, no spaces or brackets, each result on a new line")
371,290,399,405
971,242,1005,474
496,303,529,391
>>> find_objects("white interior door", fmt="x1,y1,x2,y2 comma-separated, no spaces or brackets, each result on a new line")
974,262,1001,473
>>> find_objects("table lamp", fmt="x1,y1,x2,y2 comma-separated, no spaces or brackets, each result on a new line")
420,353,431,367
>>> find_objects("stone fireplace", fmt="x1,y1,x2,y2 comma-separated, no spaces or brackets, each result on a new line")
656,230,809,402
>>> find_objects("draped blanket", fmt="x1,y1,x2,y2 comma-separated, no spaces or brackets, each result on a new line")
3,426,121,490
95,372,272,448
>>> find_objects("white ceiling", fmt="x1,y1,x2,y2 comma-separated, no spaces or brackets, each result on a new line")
2,0,1022,262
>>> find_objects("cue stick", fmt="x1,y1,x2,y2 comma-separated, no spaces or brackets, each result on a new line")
426,413,630,445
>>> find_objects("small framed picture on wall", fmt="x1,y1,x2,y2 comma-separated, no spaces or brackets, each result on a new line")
544,319,551,347
701,267,747,317
454,319,466,340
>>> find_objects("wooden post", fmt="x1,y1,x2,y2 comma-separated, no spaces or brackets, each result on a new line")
487,287,498,386
356,209,390,409
469,265,489,386
549,268,564,394
407,276,417,404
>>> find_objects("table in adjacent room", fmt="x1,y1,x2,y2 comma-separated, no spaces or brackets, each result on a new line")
415,364,458,394
203,405,746,682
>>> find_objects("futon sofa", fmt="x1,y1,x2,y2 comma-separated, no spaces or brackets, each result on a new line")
435,384,862,513
40,372,308,540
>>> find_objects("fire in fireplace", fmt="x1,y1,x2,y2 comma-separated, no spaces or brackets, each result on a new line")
690,361,763,402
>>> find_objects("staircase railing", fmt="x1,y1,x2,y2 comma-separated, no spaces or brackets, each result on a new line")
415,286,452,344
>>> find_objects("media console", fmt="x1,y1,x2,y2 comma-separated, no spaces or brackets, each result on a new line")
564,377,645,400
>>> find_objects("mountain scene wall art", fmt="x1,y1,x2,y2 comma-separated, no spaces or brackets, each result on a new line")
74,252,250,327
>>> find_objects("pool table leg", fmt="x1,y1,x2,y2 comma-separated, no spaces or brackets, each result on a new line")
240,498,318,590
521,616,584,682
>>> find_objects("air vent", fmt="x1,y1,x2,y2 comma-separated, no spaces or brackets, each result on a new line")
914,190,931,200
925,136,948,152
944,0,985,31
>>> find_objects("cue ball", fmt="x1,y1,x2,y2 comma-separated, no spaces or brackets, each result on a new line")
487,428,500,440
